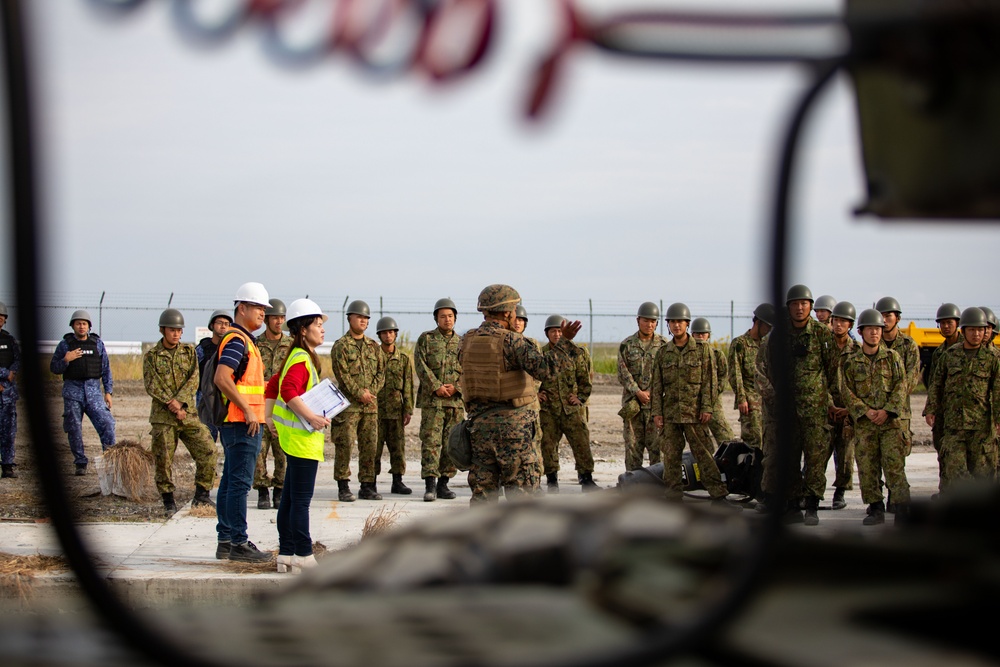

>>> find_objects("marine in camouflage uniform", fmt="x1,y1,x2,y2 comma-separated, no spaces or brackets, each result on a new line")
539,322,595,489
331,302,385,499
838,310,909,523
376,323,414,482
142,310,217,510
460,284,584,504
617,304,666,471
0,303,20,477
651,305,731,504
757,286,838,524
255,304,292,506
414,299,464,500
925,308,1000,491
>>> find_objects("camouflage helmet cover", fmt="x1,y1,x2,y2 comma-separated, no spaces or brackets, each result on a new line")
477,284,521,312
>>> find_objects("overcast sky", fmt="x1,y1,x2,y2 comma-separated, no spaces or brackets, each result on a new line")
2,0,998,341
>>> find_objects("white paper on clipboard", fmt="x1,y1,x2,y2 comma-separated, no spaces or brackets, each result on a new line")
298,379,350,432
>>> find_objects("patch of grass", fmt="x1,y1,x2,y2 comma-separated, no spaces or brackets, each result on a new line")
0,553,68,601
187,504,217,518
101,439,157,502
361,505,405,541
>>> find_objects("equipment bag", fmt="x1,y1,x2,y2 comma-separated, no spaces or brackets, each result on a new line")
447,420,473,471
197,335,248,428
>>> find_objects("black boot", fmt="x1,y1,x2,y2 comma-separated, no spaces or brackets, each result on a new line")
782,499,804,524
1,464,15,479
803,496,819,526
257,487,270,509
391,474,412,495
162,492,177,513
831,487,847,510
338,480,356,503
358,481,383,500
546,472,559,494
893,501,910,525
271,487,282,509
579,472,599,492
423,477,437,502
436,476,457,500
863,500,886,525
192,485,215,508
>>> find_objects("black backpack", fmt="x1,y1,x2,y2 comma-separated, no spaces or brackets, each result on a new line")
198,331,249,428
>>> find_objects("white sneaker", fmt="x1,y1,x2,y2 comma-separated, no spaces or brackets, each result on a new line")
276,554,293,573
290,554,317,573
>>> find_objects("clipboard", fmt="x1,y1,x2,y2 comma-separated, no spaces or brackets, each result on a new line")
298,379,350,432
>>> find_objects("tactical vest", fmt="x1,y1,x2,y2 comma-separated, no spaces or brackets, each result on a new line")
63,333,103,381
0,331,14,368
461,330,535,407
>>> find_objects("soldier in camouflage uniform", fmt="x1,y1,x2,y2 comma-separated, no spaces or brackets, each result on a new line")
459,284,584,504
728,303,773,454
756,285,838,525
512,305,545,486
331,300,386,502
690,318,736,448
414,298,464,502
375,316,414,495
876,297,920,459
617,302,666,472
0,302,20,479
538,315,597,492
921,304,962,462
826,301,858,510
651,303,739,508
142,309,217,513
813,295,836,329
838,309,910,525
925,307,1000,491
254,299,292,509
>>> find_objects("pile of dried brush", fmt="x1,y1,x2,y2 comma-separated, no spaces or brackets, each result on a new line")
361,505,405,541
0,553,66,601
100,439,157,502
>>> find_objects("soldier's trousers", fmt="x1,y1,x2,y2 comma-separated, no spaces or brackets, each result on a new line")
659,422,727,500
826,417,855,490
376,415,406,476
254,428,286,489
467,408,538,503
899,417,912,456
333,411,378,484
419,407,461,479
623,409,661,471
539,409,593,475
854,419,909,505
150,418,217,494
762,415,830,501
63,395,115,466
707,397,735,447
0,401,15,465
737,400,763,451
939,427,998,492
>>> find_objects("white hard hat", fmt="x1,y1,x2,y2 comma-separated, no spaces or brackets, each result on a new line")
286,298,328,324
233,282,270,307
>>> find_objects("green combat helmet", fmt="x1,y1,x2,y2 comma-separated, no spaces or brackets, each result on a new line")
785,285,814,304
0,301,7,318
637,302,660,320
266,299,286,318
856,309,885,329
961,307,989,329
433,298,458,317
978,306,998,330
814,295,837,312
376,317,399,333
832,301,857,323
515,305,528,322
753,303,775,326
158,308,185,328
935,303,961,322
875,296,902,315
208,309,232,327
690,317,711,334
347,300,371,318
544,315,566,331
477,284,520,312
665,303,692,322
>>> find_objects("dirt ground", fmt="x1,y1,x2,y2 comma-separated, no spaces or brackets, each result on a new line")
0,375,934,522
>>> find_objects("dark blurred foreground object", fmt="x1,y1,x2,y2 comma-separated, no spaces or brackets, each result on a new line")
848,0,1000,219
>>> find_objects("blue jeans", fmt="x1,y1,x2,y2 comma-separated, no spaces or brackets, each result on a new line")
216,422,262,546
277,453,318,557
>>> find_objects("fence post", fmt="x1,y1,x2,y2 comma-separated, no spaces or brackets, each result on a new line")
379,296,383,319
167,292,173,307
730,300,734,340
341,296,349,336
588,299,593,352
98,290,105,337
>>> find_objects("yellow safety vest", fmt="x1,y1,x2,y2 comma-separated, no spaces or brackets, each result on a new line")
271,348,324,461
